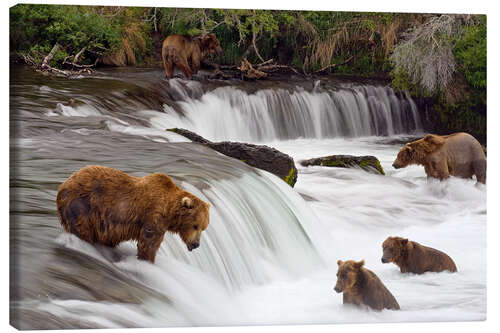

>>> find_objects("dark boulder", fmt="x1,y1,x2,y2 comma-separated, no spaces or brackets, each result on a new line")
167,128,298,187
300,155,385,175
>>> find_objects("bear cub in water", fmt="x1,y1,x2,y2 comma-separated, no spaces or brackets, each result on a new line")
382,237,457,274
334,260,400,311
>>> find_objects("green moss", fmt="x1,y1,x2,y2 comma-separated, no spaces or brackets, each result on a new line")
283,165,298,187
359,159,385,175
320,157,385,175
375,160,385,175
321,159,349,168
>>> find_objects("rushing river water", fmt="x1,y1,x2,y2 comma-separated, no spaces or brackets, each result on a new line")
9,66,486,329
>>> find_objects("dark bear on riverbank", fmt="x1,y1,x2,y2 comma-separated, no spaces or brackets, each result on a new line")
392,132,486,184
381,237,457,274
56,165,210,263
334,260,400,311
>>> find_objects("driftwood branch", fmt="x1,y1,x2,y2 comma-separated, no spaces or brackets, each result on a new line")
202,57,301,80
255,58,274,67
22,43,95,77
73,46,87,64
19,52,37,66
258,63,299,74
313,55,355,74
238,58,267,79
41,43,61,69
62,45,98,70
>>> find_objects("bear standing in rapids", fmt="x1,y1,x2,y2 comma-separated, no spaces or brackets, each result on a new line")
392,132,486,184
381,237,457,274
334,260,400,311
56,165,210,263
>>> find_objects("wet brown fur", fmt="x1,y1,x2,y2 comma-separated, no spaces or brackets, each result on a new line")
334,260,400,311
162,34,222,79
392,132,486,184
56,165,210,263
382,237,457,274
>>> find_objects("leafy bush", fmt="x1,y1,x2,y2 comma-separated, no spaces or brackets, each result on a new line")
454,16,486,90
11,5,129,66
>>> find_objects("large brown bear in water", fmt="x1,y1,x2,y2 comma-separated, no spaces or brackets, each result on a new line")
162,34,222,79
381,237,457,274
334,260,400,311
56,165,210,263
392,132,486,184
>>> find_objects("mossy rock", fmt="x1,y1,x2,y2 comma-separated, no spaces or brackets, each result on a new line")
300,155,385,175
167,128,298,187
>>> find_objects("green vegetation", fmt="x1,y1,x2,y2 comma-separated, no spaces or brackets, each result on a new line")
10,5,152,67
10,5,486,140
390,15,486,142
359,159,385,176
10,5,419,73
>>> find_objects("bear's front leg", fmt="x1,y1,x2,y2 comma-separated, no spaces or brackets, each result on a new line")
343,293,361,306
137,223,165,263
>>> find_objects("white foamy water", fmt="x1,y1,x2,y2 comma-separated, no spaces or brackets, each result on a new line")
13,72,485,328
146,85,421,142
39,136,485,327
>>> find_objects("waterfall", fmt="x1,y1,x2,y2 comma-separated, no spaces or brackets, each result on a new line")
148,83,422,142
10,66,485,329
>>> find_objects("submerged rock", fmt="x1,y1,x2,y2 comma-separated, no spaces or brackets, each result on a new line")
167,128,298,187
300,155,385,175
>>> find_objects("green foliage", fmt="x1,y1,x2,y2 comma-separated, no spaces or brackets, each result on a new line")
10,6,486,141
391,67,431,96
454,16,486,90
10,4,143,67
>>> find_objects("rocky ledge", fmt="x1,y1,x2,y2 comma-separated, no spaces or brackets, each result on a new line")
300,155,385,175
167,128,298,187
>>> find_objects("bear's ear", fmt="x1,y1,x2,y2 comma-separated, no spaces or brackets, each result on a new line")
354,260,365,268
401,238,408,246
182,196,194,209
423,134,445,147
337,260,343,266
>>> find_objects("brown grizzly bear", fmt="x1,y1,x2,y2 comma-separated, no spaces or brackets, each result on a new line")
162,33,222,79
381,237,457,274
334,260,400,311
392,132,486,184
56,165,210,263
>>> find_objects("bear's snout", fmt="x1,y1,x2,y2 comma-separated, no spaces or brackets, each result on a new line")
334,285,342,293
392,162,401,169
187,241,200,251
381,257,389,263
